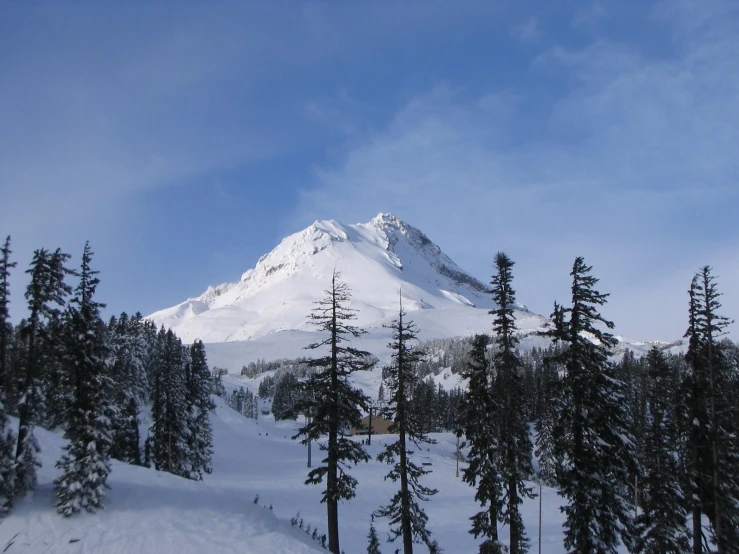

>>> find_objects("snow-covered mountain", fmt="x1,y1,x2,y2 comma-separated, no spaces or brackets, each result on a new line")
148,212,682,376
149,213,539,345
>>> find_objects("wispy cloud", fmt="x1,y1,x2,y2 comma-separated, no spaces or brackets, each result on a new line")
512,17,541,43
295,1,739,340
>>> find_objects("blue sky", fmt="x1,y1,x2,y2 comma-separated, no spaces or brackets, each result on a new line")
1,1,737,341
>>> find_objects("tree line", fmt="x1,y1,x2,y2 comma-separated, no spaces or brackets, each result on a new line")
0,237,214,518
269,257,737,554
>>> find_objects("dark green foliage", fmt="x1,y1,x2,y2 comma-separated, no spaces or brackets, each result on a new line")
187,340,214,479
635,347,690,553
55,242,114,516
375,300,437,554
682,267,738,553
408,379,465,434
490,252,534,554
533,348,563,488
273,373,302,420
150,329,192,478
367,519,382,554
460,334,504,554
290,271,373,554
108,313,149,465
16,247,73,496
545,257,636,554
0,236,17,515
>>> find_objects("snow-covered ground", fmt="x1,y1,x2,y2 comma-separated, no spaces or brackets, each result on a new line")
0,398,631,554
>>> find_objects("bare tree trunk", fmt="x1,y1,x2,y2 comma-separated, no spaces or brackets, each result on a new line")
327,281,340,554
400,420,413,554
509,474,519,554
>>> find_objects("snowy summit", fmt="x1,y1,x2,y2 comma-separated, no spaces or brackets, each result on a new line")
149,213,518,344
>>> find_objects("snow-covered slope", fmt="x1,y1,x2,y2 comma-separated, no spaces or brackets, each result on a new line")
0,408,326,554
148,213,528,344
148,213,682,379
0,401,587,554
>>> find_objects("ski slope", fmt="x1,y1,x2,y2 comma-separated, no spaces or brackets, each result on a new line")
0,399,632,554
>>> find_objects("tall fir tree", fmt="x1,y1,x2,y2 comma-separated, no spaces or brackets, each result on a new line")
108,313,148,465
290,271,373,554
375,298,438,554
545,257,636,554
683,267,738,553
55,242,114,516
150,328,191,478
16,248,72,495
0,236,16,410
367,517,383,554
683,275,709,554
187,340,214,480
0,236,17,515
635,346,690,554
490,253,534,554
460,334,505,554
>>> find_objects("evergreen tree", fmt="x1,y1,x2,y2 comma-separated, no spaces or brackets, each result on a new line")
490,253,534,554
375,298,437,554
683,267,738,553
635,347,690,554
683,275,709,554
460,334,504,553
0,236,15,409
109,313,150,465
55,242,114,516
16,248,72,495
273,373,300,420
368,517,383,554
150,329,191,478
187,340,214,479
0,236,17,515
534,351,562,488
545,257,636,554
290,271,373,554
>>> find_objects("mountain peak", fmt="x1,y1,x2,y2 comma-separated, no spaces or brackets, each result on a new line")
148,214,495,343
370,211,402,227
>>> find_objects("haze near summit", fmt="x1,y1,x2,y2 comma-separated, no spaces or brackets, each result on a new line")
0,1,736,341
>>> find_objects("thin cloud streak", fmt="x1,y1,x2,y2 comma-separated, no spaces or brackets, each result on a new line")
294,2,739,341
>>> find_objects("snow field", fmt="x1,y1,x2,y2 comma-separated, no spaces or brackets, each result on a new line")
0,397,632,553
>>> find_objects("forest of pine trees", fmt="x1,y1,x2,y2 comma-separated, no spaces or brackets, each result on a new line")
0,237,215,518
249,256,737,554
2,232,738,554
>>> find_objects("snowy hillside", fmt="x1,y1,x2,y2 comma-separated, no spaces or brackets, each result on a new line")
148,213,532,344
0,400,601,554
148,212,684,389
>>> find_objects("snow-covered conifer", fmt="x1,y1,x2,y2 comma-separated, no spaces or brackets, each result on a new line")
55,242,114,516
17,248,72,495
150,328,192,478
187,340,214,479
545,257,637,554
635,346,690,553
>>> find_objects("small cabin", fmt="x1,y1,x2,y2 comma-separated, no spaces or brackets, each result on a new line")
350,415,394,436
